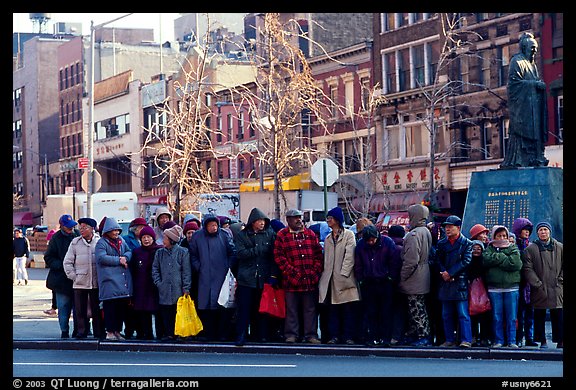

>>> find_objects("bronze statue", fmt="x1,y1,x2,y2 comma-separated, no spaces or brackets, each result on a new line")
500,32,549,168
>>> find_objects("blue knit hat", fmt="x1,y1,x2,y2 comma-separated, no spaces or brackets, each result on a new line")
535,221,552,233
326,207,345,227
270,218,286,233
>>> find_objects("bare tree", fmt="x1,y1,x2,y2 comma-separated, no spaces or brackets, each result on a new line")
235,13,332,219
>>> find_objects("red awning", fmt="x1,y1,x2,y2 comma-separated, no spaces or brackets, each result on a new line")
13,211,34,226
352,191,428,213
138,195,167,205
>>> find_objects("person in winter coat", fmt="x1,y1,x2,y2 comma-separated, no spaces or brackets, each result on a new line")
152,225,191,341
13,228,30,285
274,209,324,344
398,203,433,347
483,225,522,348
467,240,492,347
189,213,237,341
522,221,563,349
120,217,148,339
63,217,103,339
131,225,164,340
512,217,537,347
435,215,474,348
387,224,407,346
95,217,133,341
233,207,279,346
153,206,173,245
319,207,359,345
354,224,400,346
44,214,80,339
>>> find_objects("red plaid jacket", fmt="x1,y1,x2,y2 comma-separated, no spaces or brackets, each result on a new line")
273,227,324,292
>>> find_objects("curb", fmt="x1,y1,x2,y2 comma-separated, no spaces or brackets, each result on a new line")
13,339,563,362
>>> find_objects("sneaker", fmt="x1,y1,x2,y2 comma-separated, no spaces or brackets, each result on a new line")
440,341,457,348
43,308,57,316
306,337,321,344
105,333,118,341
492,343,503,348
459,341,472,348
327,337,339,344
508,343,519,348
345,339,355,345
285,336,297,343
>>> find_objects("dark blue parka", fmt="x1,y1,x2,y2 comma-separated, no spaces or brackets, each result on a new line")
435,233,473,301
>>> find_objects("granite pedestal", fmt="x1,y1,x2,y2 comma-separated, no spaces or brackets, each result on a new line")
462,167,563,242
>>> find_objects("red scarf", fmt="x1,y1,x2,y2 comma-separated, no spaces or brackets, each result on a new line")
105,236,123,255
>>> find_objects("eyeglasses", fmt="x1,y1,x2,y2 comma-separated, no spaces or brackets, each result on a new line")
79,225,92,231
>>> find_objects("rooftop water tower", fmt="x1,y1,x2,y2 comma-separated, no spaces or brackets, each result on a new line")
29,13,52,34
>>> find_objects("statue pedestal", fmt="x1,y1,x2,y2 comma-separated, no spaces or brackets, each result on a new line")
462,167,563,242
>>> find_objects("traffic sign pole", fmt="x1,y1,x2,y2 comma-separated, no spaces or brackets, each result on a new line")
323,159,328,217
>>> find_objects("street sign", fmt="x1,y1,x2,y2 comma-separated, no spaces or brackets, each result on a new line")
81,169,102,193
78,157,89,169
311,158,339,187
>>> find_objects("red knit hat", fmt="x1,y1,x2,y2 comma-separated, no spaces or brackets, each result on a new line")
184,221,200,234
469,224,489,239
129,217,148,227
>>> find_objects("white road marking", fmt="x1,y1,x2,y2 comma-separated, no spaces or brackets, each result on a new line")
14,362,296,368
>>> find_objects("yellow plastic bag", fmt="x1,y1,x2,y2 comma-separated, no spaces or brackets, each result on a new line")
174,295,203,337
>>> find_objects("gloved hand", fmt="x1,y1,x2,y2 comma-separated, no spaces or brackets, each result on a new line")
268,276,278,287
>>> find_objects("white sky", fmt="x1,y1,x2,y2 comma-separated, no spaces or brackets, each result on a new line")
13,13,181,42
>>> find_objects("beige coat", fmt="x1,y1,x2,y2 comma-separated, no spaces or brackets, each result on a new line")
318,228,360,304
63,234,100,289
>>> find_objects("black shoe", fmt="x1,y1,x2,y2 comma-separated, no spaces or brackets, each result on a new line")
235,336,246,347
411,337,431,347
74,334,87,339
61,331,69,339
25,279,28,285
525,339,539,347
327,337,339,344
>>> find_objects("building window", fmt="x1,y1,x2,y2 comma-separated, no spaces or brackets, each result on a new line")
413,44,425,87
482,122,494,159
14,182,24,196
249,112,255,137
216,115,222,143
330,86,338,118
344,139,361,172
481,51,491,88
13,151,23,169
398,48,410,91
405,123,429,158
227,113,233,141
384,52,396,93
360,77,370,111
238,111,245,140
13,120,22,139
387,125,400,160
94,113,130,141
13,88,22,107
497,46,510,87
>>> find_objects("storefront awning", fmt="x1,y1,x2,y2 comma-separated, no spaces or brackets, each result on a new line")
352,191,428,213
239,173,311,192
13,211,34,227
138,195,167,205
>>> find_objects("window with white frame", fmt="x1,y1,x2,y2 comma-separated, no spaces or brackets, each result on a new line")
482,122,494,159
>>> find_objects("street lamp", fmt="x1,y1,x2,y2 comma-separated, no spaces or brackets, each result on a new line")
86,13,133,217
13,145,48,203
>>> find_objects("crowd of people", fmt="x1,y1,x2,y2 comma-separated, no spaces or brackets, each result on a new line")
19,203,562,349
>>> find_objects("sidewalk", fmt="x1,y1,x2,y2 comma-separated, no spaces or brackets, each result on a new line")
13,267,562,361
